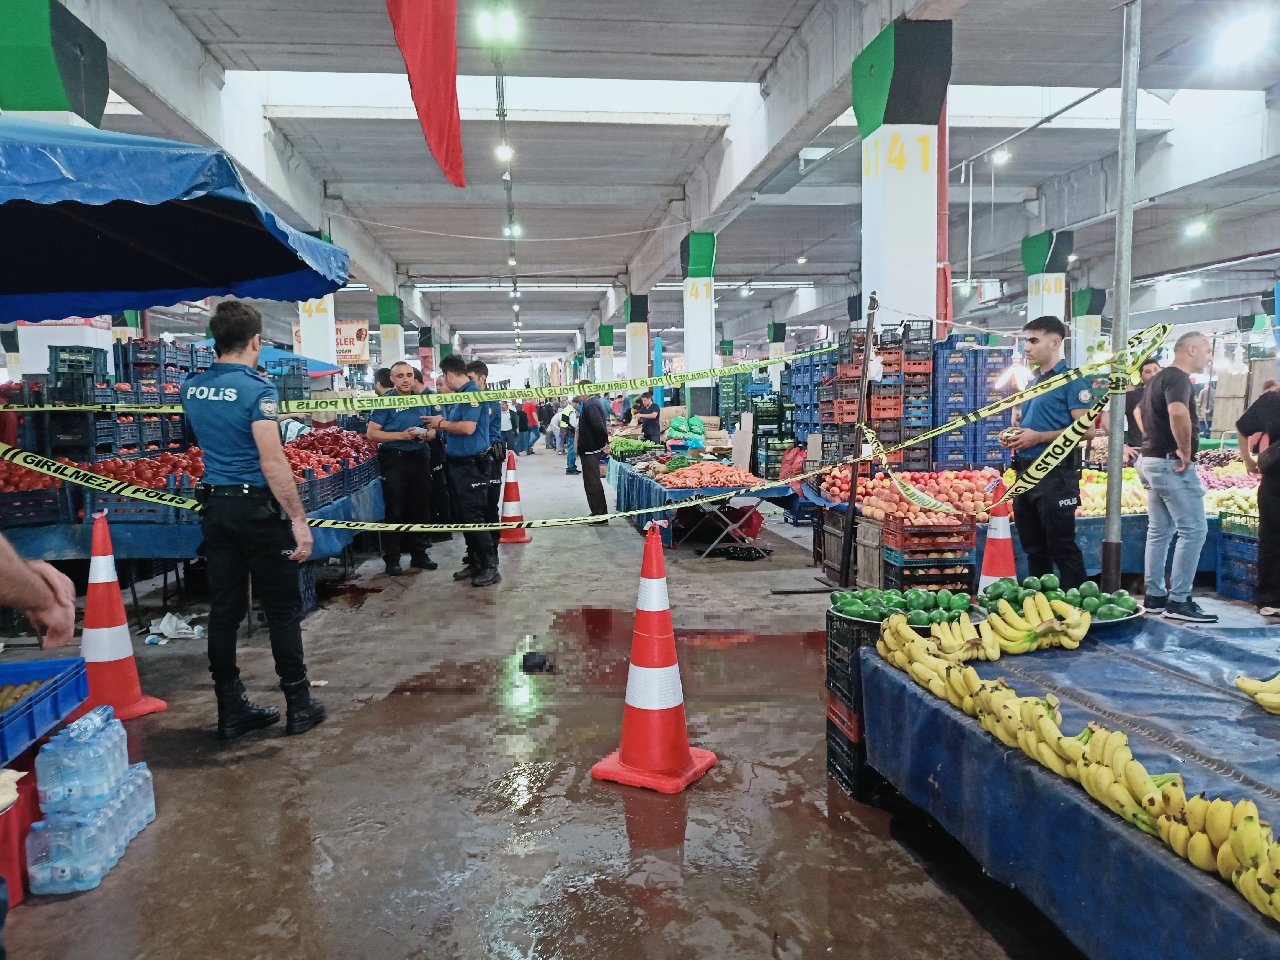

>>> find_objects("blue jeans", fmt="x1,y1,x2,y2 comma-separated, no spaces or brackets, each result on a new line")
1138,456,1208,602
565,435,577,472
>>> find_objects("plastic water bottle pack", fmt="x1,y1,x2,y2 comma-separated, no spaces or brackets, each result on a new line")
26,707,156,895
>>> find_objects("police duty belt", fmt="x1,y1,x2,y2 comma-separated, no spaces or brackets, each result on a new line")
0,325,1167,533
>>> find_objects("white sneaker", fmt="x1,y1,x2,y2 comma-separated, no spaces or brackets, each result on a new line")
1260,607,1280,617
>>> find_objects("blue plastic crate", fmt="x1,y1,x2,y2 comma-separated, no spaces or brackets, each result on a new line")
0,488,74,528
1217,576,1254,603
140,421,163,444
0,658,88,766
116,422,140,445
972,444,1008,465
1219,555,1258,586
1219,533,1259,563
934,389,970,408
85,490,171,523
932,444,972,465
884,547,976,567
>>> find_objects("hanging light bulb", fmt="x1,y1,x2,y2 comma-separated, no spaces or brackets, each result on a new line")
796,255,808,265
507,255,517,267
495,143,514,163
991,148,1011,166
512,303,520,312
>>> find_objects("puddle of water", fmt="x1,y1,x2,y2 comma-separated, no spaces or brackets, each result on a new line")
320,582,384,609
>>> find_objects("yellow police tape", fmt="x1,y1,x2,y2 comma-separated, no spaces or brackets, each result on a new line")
0,325,1169,534
0,346,837,416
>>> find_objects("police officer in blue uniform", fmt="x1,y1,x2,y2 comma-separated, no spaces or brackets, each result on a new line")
182,301,325,739
423,355,500,586
466,360,504,558
999,315,1091,589
367,361,437,577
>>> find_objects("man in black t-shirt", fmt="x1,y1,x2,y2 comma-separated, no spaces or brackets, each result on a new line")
1121,358,1161,462
1137,332,1216,622
1237,384,1280,615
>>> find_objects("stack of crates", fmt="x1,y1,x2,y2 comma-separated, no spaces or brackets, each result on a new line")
716,373,745,427
43,411,140,463
825,608,872,798
755,436,790,481
1217,512,1260,602
832,330,868,466
116,340,190,407
881,515,978,595
264,355,309,402
789,349,836,445
46,346,111,406
931,335,1014,470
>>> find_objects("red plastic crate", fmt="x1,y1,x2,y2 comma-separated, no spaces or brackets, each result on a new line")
882,515,976,551
868,397,902,419
834,399,861,423
903,359,933,374
836,364,863,380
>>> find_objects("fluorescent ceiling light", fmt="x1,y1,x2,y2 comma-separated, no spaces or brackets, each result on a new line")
414,282,613,293
991,147,1011,165
456,329,580,335
495,143,514,162
1215,12,1270,66
1067,254,1079,263
651,281,812,291
796,255,808,265
496,9,517,41
1185,219,1208,238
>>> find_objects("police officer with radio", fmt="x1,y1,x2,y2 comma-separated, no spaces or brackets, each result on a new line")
466,360,504,558
182,300,325,739
423,356,501,586
999,315,1091,590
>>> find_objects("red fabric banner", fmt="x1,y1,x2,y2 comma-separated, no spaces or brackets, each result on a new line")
386,0,466,187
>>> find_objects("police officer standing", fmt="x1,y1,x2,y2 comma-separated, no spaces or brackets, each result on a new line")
999,315,1091,589
466,360,504,562
423,356,501,586
367,361,437,577
182,301,325,739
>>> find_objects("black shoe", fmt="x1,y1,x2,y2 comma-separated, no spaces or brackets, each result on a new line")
453,564,480,581
214,679,280,740
385,563,405,577
1164,599,1218,623
1143,594,1167,613
410,555,439,571
566,469,582,475
280,676,326,736
471,567,502,587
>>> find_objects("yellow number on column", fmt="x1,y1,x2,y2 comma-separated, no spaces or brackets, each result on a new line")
887,134,907,172
863,143,873,178
917,134,932,174
702,281,712,300
688,283,699,300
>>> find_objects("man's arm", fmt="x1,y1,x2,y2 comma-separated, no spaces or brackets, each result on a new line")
0,533,75,647
1166,401,1194,472
1133,406,1145,436
1006,408,1096,451
367,421,417,444
251,420,313,562
423,410,478,436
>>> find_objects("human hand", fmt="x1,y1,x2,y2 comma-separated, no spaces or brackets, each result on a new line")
1003,428,1041,452
290,518,314,562
1245,458,1261,477
1173,450,1192,474
24,562,75,648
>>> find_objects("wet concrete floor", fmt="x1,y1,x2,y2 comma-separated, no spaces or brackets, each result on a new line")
8,452,1083,959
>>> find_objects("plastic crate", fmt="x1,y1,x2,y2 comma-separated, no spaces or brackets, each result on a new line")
836,363,863,380
139,421,162,444
882,516,976,551
972,444,1007,465
85,490,171,523
192,346,216,368
884,564,976,594
1220,512,1260,539
48,346,108,378
869,397,902,419
826,609,875,712
1219,533,1259,563
902,449,932,470
1217,576,1254,603
884,546,977,567
0,487,74,528
932,444,971,466
1219,555,1258,586
834,399,861,424
0,659,89,766
903,359,932,374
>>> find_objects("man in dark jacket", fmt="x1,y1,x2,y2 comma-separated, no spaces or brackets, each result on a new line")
575,386,610,523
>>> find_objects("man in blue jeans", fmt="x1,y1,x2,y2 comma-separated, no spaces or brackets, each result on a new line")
562,398,580,474
1137,331,1216,622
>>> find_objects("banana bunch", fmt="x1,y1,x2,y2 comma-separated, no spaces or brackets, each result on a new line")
1074,727,1180,836
1235,671,1280,715
985,595,1091,656
876,615,984,716
928,612,1001,663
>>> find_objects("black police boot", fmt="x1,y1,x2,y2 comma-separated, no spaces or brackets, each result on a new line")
215,679,280,740
453,563,479,581
471,565,502,587
409,554,438,571
281,676,326,736
384,561,405,577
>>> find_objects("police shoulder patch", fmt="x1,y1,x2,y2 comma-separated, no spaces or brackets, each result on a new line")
1078,388,1093,404
259,396,278,416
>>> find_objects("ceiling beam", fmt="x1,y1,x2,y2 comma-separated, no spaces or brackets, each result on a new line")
331,183,685,207
266,105,729,128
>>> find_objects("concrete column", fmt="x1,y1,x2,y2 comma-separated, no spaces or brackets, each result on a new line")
598,325,615,381
625,295,650,380
0,1,107,126
297,294,338,365
1070,288,1107,370
377,294,406,365
852,20,952,333
681,232,717,416
1023,229,1074,322
767,322,786,391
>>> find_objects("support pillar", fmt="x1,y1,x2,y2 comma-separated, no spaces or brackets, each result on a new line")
625,295,650,381
297,294,338,365
599,324,615,381
852,20,952,333
1070,288,1107,370
0,1,107,126
377,295,405,365
1023,229,1074,323
681,232,717,416
767,322,786,391
584,341,597,382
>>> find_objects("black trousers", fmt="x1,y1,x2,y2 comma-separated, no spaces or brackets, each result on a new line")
202,495,307,686
450,457,499,569
428,441,452,529
378,447,432,564
1257,475,1280,608
1013,463,1087,590
578,452,609,515
488,446,504,550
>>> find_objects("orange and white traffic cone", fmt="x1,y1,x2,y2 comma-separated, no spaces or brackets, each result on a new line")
77,514,167,721
499,450,532,544
592,522,716,794
979,479,1018,591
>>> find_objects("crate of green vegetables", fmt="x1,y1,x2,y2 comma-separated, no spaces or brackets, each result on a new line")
830,586,981,627
609,437,659,462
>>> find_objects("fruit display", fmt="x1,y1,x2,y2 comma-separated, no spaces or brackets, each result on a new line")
856,468,1002,523
981,577,1138,623
1234,672,1280,715
1205,486,1258,518
873,636,1280,923
653,462,762,489
1078,468,1147,517
831,587,973,625
1197,449,1241,469
607,437,658,459
0,460,63,492
61,449,205,489
817,464,854,504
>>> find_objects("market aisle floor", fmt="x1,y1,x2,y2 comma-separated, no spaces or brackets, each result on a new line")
7,451,1081,960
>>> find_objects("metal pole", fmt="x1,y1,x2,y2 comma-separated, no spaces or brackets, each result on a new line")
1101,0,1142,591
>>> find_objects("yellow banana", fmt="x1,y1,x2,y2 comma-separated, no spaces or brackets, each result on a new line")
960,694,975,717
1253,692,1280,715
1206,798,1235,850
1036,740,1069,777
1054,732,1087,764
1184,793,1210,835
960,666,983,697
1057,631,1081,651
927,676,948,700
1122,760,1161,815
1232,867,1270,916
1107,743,1134,782
1234,799,1260,829
1156,814,1174,845
1217,836,1242,880
1187,832,1217,872
891,649,910,671
945,665,970,704
1049,598,1082,624
1033,593,1055,626
1161,780,1187,820
1230,816,1268,869
908,661,938,688
988,714,1019,748
958,611,978,641
875,638,890,660
1022,595,1043,627
1085,728,1110,764
1101,730,1129,769
1236,672,1280,696
987,613,1030,644
1168,820,1191,858
978,620,1001,661
994,599,1034,633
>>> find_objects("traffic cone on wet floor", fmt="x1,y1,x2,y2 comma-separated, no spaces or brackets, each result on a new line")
592,522,716,794
77,514,167,721
979,479,1017,591
498,450,532,544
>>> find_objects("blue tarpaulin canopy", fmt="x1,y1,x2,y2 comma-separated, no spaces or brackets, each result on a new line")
0,118,348,323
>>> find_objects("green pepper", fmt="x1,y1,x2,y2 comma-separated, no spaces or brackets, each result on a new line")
948,594,972,612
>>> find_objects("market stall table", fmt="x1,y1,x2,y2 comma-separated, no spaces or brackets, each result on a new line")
857,617,1280,960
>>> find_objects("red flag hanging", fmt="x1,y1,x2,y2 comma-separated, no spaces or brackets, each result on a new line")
385,0,466,187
